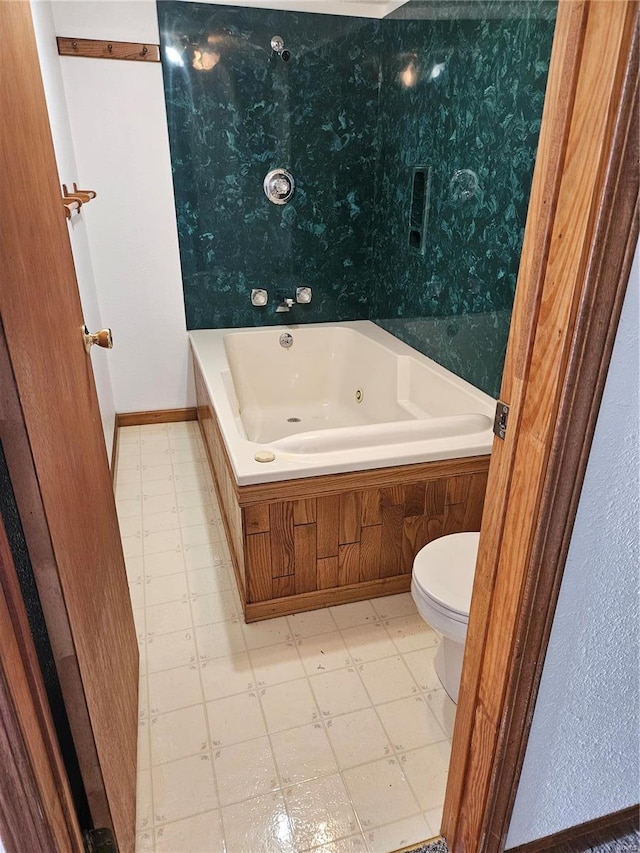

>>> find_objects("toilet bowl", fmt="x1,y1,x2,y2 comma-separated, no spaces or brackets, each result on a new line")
411,531,480,704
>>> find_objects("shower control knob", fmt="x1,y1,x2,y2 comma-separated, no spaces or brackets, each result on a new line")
251,289,268,307
296,286,312,304
264,169,295,205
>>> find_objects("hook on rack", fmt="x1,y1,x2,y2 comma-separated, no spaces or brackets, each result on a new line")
62,182,97,219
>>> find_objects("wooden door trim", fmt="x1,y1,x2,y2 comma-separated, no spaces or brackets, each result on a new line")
442,2,639,851
0,513,83,852
0,323,111,831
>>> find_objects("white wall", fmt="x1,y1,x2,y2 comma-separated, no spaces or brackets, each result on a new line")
507,241,640,846
51,1,192,414
31,0,117,461
46,0,403,416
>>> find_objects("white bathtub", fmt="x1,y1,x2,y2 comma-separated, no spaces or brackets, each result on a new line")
189,321,495,485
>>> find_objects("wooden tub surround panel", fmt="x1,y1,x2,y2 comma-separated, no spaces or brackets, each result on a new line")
195,371,246,600
194,365,489,621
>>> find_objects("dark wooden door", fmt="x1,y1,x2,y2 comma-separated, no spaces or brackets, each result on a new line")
0,4,138,851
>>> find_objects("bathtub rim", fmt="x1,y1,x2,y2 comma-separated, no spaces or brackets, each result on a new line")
189,320,496,486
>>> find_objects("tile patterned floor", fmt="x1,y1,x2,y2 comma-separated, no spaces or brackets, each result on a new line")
115,422,456,853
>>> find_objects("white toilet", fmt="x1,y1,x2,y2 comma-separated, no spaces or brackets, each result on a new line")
411,532,480,704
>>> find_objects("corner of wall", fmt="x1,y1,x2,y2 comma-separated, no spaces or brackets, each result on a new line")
30,0,117,462
506,239,640,845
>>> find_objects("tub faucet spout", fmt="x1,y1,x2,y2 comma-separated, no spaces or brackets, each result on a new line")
275,295,294,313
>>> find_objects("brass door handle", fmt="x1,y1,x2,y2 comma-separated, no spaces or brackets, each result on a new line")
82,325,113,353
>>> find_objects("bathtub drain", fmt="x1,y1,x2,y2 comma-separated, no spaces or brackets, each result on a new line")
287,417,301,423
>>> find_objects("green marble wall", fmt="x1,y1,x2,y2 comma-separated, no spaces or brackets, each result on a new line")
158,3,381,328
158,1,556,396
373,2,556,396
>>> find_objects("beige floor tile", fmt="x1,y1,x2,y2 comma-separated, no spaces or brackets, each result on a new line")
310,668,372,718
152,754,217,826
142,509,180,534
196,620,247,661
284,774,359,850
364,814,432,853
370,593,417,620
117,498,142,520
119,426,141,444
143,550,186,579
119,515,143,537
148,664,202,715
271,722,338,785
190,589,238,627
183,542,228,572
206,691,266,746
142,492,178,515
340,621,398,664
425,688,457,741
188,565,233,597
402,646,442,692
174,473,211,494
297,631,353,676
200,651,254,701
150,704,209,765
385,614,439,654
143,528,182,556
154,810,224,853
135,769,153,832
144,572,189,608
135,830,153,852
214,736,280,805
116,482,143,502
221,792,295,853
343,757,421,830
399,742,452,811
184,522,225,548
177,488,212,509
357,656,419,705
146,598,192,637
242,615,292,649
133,608,146,640
141,478,175,497
118,468,143,487
288,608,337,638
140,449,170,468
424,806,444,838
179,503,218,528
325,708,392,769
259,677,321,733
122,535,143,559
141,465,174,484
128,578,145,610
137,719,151,772
329,600,379,629
376,695,447,752
146,630,197,674
309,835,368,853
249,641,306,687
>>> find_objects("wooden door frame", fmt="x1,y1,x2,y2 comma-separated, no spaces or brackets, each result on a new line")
0,1,636,850
442,1,639,851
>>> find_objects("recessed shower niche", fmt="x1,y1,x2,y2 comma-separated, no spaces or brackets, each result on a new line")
158,1,556,399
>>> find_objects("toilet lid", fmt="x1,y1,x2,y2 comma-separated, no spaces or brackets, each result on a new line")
413,532,480,616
